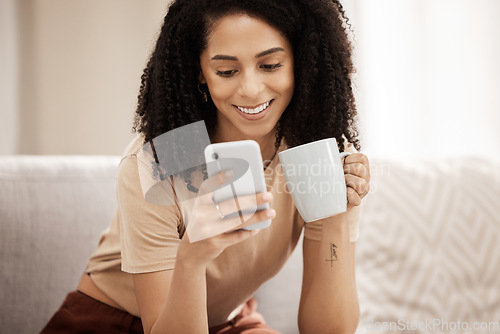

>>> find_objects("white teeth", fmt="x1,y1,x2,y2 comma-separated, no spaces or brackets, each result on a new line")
236,101,270,114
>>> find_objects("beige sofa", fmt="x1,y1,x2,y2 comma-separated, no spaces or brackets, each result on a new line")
1,155,499,334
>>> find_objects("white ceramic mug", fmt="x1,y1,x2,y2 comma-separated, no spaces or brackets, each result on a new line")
278,138,351,222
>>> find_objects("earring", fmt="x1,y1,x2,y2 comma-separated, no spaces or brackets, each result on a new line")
197,83,208,103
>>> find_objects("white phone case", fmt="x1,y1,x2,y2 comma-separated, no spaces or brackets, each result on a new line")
204,140,271,230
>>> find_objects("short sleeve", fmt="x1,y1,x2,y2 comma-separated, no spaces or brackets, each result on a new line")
118,155,183,274
303,138,361,242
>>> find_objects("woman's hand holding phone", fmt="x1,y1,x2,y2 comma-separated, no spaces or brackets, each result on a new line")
176,169,275,267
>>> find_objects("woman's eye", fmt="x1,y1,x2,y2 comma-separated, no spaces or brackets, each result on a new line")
260,63,283,71
216,70,237,77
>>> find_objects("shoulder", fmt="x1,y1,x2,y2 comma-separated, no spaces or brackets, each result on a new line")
120,134,147,161
118,135,180,207
116,134,145,189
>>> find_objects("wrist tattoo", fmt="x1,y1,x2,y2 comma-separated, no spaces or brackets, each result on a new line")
325,243,338,267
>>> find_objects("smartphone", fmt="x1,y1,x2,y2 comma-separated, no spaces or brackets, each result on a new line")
204,140,271,230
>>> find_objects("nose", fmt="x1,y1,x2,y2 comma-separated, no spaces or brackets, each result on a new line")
238,70,263,99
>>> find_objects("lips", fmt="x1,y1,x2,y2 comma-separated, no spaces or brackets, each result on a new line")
232,100,274,121
235,100,271,114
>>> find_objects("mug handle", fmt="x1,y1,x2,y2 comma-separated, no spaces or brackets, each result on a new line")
340,152,352,207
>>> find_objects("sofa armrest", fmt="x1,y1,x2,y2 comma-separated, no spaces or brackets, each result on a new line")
0,155,120,334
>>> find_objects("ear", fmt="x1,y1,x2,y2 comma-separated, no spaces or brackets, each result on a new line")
198,71,207,84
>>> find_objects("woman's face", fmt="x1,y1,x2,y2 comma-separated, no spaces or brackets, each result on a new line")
199,14,294,142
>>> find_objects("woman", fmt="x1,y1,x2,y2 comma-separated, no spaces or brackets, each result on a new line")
42,0,370,333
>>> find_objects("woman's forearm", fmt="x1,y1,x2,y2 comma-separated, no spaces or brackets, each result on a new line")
299,214,360,334
151,260,209,334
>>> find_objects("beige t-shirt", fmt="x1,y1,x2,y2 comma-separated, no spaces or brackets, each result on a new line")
86,135,360,327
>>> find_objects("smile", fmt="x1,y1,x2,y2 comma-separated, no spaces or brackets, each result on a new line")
235,100,271,114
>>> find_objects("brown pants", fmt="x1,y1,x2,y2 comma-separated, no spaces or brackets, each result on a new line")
41,291,279,334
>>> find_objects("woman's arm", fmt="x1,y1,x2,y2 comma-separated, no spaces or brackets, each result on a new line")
134,217,272,334
135,224,268,334
133,258,207,334
132,175,275,334
299,215,359,334
298,153,369,333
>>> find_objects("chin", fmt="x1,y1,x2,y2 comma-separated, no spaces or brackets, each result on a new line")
242,122,278,139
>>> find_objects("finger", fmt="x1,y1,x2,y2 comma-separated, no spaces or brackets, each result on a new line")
344,153,370,172
186,204,270,243
217,192,273,217
186,205,273,243
185,207,242,242
345,174,369,198
224,207,276,231
198,168,235,196
344,162,369,181
347,186,362,206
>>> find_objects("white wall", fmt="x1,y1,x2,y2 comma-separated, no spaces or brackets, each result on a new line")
345,0,500,161
0,0,19,154
8,0,170,155
4,0,500,157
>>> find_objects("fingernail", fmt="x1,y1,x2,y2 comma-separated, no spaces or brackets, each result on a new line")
266,209,276,218
262,192,273,201
224,169,234,177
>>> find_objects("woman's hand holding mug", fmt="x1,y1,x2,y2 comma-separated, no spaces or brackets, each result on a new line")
278,138,370,222
343,153,370,209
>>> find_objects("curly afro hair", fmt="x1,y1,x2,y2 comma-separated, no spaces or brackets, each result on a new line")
133,0,360,152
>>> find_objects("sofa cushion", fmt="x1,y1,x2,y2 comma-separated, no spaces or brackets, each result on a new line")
0,156,120,334
356,158,500,333
2,155,499,333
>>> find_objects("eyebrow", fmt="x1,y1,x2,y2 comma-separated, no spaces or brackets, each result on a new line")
256,47,285,58
210,47,285,61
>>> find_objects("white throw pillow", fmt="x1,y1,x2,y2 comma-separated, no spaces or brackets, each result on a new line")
356,158,500,333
